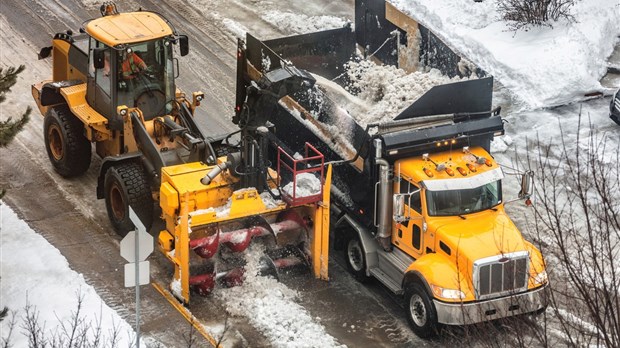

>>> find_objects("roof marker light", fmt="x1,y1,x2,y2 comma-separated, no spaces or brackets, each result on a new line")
457,167,467,176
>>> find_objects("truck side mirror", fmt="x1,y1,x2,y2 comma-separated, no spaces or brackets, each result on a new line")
518,170,534,200
178,35,189,56
93,48,105,69
393,194,407,222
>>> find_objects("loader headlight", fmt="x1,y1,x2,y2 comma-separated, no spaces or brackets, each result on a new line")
431,284,465,300
117,105,129,117
193,92,204,107
533,270,548,286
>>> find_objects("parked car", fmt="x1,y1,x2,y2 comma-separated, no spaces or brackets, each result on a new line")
610,88,620,125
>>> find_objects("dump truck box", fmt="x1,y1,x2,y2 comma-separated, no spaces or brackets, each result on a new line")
235,28,504,228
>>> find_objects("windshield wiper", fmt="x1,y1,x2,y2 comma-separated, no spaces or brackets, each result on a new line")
458,214,467,220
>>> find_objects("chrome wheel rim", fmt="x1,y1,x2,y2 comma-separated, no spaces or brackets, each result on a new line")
347,239,364,272
410,293,427,327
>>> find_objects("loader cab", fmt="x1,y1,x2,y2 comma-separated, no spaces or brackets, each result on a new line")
84,9,188,127
88,37,177,126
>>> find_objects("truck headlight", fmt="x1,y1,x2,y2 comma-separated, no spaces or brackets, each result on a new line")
431,284,465,300
533,270,548,286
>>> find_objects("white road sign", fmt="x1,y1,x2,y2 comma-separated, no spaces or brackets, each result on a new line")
121,230,153,263
124,261,150,287
120,208,154,263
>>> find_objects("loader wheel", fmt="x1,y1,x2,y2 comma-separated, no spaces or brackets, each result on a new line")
44,106,91,177
344,231,370,283
405,283,439,338
104,162,153,236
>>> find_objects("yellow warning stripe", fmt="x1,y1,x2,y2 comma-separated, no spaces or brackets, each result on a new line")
151,283,219,347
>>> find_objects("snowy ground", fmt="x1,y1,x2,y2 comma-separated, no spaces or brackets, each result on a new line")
0,203,138,347
389,0,620,110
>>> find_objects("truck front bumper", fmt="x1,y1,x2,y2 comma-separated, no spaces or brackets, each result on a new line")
434,285,548,325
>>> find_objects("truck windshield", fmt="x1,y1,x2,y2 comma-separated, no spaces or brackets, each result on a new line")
116,38,175,120
426,180,502,216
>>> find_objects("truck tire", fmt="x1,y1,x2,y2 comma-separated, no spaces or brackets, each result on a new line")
344,231,370,283
104,162,153,236
405,283,439,338
43,106,91,177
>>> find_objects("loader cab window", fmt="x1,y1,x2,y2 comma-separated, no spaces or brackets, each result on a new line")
89,40,111,96
116,38,175,120
88,38,113,117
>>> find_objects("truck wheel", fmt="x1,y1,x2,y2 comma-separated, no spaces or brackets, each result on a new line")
44,106,91,177
344,232,370,283
104,162,153,236
405,283,439,338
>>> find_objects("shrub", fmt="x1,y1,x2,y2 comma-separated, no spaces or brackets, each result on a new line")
497,0,576,31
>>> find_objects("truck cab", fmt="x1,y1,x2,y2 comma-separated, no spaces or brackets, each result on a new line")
343,143,548,337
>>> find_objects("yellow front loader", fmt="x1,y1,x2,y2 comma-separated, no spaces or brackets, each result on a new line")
32,2,333,303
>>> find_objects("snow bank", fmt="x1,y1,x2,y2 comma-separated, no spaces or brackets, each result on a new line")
389,0,620,109
0,203,136,347
215,246,344,348
262,11,348,35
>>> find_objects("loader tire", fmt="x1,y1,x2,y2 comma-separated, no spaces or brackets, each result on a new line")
344,231,370,283
44,106,91,177
405,283,439,338
104,162,153,236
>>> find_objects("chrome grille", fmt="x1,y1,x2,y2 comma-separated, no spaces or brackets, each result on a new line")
474,251,529,299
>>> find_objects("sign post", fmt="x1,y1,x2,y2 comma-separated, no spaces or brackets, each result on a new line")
121,208,153,348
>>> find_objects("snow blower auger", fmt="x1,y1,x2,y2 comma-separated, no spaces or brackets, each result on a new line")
157,54,333,305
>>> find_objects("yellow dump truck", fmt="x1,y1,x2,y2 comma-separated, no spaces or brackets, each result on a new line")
236,29,548,337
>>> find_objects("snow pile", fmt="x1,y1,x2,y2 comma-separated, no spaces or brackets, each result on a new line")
190,188,284,218
260,191,282,209
0,203,136,347
215,246,343,348
218,10,347,40
262,11,348,35
282,172,322,198
341,60,462,125
388,0,620,109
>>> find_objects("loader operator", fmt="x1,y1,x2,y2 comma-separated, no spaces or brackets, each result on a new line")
121,50,148,80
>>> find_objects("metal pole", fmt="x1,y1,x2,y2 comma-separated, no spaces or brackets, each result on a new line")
134,228,140,348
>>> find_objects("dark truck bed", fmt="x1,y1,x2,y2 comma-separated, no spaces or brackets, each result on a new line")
235,27,503,228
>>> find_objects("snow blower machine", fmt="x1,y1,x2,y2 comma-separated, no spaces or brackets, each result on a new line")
31,2,331,305
157,61,333,303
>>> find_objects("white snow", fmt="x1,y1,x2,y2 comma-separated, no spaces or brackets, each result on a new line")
316,61,463,126
261,11,348,35
388,0,620,109
215,246,344,348
282,172,322,198
0,203,137,347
